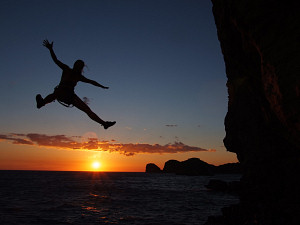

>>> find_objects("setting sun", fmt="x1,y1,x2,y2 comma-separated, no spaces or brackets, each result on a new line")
92,161,101,170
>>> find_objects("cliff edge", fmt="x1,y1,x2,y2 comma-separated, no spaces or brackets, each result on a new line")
209,0,300,224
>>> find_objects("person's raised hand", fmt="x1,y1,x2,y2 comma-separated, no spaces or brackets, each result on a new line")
43,39,53,50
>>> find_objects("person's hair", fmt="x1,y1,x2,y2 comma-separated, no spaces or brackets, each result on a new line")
73,60,85,72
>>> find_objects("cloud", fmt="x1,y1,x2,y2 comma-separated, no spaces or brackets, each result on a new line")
0,133,215,156
165,124,178,127
27,133,81,149
82,97,90,105
0,134,34,145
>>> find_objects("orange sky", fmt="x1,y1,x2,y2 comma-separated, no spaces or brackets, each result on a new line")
0,138,237,172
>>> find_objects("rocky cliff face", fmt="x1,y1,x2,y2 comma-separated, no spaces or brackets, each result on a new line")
210,0,300,224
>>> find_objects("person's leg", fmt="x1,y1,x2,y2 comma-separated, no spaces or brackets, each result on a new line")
72,95,106,126
44,93,56,104
36,93,56,108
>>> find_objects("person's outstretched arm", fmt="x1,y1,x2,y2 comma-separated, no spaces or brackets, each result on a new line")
80,76,109,89
43,39,68,70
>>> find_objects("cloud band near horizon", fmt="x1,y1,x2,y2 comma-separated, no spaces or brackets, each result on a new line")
0,133,216,156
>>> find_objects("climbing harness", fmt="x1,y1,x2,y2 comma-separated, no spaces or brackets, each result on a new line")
57,99,74,108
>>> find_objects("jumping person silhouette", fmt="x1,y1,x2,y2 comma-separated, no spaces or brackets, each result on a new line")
36,40,116,129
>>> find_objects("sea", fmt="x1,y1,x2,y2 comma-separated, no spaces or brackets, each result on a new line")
0,171,240,225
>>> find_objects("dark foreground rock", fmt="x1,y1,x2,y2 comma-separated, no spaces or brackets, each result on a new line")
205,179,228,191
208,0,300,224
205,179,241,193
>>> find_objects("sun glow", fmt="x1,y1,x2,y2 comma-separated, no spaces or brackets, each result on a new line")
91,161,101,171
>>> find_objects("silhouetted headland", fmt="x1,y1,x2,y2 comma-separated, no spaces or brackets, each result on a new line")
145,158,241,175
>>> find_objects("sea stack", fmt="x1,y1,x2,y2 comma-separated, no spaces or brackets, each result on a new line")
145,163,162,173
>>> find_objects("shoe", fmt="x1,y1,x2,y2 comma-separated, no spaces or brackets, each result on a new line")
36,94,45,109
103,121,116,129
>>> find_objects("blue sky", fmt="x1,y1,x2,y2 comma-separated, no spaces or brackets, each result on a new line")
0,0,237,170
